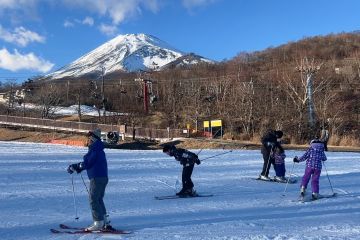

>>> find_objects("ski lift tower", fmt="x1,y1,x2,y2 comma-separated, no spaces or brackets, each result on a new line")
296,58,321,128
135,78,153,114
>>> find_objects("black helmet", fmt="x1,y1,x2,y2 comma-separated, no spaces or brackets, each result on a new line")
274,130,283,138
163,144,176,153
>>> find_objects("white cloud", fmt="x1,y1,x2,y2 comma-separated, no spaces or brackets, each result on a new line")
1,0,213,37
64,17,94,28
98,23,117,36
63,20,75,28
82,16,94,26
0,25,45,47
0,48,54,73
61,0,160,25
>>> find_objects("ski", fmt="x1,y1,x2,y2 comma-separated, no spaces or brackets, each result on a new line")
50,224,131,235
302,193,337,203
155,193,213,200
255,177,297,184
294,193,337,203
51,228,130,234
59,223,84,230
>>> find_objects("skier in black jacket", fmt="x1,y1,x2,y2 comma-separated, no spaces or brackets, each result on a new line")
163,145,201,197
259,129,284,180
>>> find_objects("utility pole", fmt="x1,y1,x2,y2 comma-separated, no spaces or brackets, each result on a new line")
100,66,106,123
135,78,152,114
66,80,70,104
296,58,321,128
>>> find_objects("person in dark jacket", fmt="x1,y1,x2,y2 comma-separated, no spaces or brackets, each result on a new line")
163,145,201,197
67,129,112,231
259,129,284,180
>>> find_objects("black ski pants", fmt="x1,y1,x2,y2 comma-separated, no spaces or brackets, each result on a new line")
260,147,275,177
182,164,194,190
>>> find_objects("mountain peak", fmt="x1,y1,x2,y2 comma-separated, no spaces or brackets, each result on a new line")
46,33,211,80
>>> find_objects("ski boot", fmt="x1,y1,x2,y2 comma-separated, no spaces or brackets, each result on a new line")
102,214,113,230
85,220,104,231
259,175,271,181
178,188,196,197
312,192,319,200
187,188,198,197
274,176,287,183
103,218,117,232
176,188,186,196
300,186,306,197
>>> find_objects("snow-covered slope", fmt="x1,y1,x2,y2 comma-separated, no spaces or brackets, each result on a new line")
1,141,360,239
47,34,213,79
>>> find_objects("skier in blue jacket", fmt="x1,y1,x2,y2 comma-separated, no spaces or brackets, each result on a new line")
67,129,112,231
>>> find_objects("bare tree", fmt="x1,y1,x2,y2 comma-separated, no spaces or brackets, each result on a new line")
89,79,103,121
34,84,62,119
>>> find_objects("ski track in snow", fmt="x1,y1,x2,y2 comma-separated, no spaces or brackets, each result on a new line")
0,141,360,239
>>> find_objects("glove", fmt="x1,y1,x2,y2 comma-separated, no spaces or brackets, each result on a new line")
67,163,83,174
195,158,201,165
293,156,299,163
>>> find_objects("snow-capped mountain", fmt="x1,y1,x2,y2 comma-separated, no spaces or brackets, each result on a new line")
47,33,213,79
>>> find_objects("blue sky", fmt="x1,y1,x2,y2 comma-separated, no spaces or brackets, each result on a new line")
1,0,360,83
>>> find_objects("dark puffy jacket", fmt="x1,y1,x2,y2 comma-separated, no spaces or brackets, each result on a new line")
172,148,199,166
261,130,282,154
82,139,108,179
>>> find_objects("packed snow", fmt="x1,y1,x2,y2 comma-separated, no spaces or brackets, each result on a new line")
1,141,360,239
15,104,119,117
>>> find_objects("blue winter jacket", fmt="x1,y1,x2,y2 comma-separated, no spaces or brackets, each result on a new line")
82,139,108,179
298,141,327,170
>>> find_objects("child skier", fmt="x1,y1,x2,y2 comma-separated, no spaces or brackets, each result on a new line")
293,137,327,200
163,145,201,197
272,146,287,182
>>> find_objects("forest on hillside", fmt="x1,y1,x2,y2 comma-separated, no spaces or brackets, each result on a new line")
1,33,360,146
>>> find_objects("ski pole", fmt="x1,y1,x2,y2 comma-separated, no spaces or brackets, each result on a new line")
200,150,233,162
282,161,295,196
80,173,89,194
70,175,79,220
323,161,335,195
156,179,177,193
196,148,204,156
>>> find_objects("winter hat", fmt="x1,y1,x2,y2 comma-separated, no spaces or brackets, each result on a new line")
163,144,175,153
88,128,101,140
274,130,283,138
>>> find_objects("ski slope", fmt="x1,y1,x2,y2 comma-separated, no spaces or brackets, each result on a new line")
0,141,360,239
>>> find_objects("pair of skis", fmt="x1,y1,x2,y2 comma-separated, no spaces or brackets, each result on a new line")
298,192,337,203
255,176,297,184
51,193,213,234
50,224,131,235
155,193,213,200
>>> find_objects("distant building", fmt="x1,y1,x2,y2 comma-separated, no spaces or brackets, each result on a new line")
0,89,27,104
0,93,7,103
